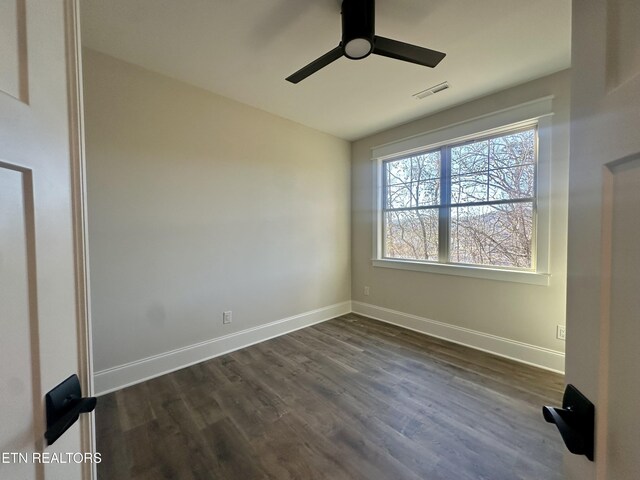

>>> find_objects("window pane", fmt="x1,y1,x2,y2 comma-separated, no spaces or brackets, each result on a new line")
449,202,533,268
416,179,440,206
488,164,535,201
385,151,440,186
384,209,439,261
451,172,488,204
489,129,535,169
451,139,488,176
412,151,441,181
386,183,413,209
386,157,412,186
385,152,441,209
386,179,440,209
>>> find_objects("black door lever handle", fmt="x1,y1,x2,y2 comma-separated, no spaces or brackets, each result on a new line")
542,405,587,456
45,374,97,445
45,395,97,445
542,384,594,461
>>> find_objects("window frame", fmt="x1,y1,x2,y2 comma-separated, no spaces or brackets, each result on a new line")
371,98,553,286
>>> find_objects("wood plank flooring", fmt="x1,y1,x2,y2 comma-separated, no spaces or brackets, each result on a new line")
96,314,565,480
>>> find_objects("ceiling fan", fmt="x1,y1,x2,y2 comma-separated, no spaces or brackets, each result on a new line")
286,0,446,84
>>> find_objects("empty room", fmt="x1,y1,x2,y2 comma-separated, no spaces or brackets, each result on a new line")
1,1,639,479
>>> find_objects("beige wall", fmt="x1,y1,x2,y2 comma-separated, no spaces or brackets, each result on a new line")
351,70,570,355
83,49,351,374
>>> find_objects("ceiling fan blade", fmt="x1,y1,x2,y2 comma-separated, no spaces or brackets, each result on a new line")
286,46,344,84
373,35,445,68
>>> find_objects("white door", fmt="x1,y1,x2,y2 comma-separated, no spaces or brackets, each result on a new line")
0,1,93,479
565,0,640,479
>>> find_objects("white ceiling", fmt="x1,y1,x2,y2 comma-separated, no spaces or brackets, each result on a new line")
79,0,571,141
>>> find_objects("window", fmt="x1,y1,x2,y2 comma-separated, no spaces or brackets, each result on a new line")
372,98,553,285
382,126,537,270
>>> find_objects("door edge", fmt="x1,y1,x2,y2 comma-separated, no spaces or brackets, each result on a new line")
64,1,96,479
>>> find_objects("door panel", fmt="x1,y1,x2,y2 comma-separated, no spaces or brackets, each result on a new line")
605,158,640,478
0,0,28,102
0,165,43,480
0,1,90,479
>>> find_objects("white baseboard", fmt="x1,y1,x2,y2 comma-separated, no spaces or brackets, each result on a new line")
351,301,565,374
94,301,352,395
95,299,564,395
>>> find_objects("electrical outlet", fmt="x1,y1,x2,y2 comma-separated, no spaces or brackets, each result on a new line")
557,325,566,340
364,286,370,296
223,311,232,325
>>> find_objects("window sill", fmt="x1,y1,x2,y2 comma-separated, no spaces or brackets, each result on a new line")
371,258,550,286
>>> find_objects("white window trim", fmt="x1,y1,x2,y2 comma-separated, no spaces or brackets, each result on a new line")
371,97,554,286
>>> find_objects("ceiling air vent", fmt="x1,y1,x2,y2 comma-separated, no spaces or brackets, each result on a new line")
413,81,450,100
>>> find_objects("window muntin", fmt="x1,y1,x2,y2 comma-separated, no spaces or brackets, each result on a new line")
381,126,537,270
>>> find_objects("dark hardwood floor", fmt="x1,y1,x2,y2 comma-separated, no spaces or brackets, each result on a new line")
96,314,565,480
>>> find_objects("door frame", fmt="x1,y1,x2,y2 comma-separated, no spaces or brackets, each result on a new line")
64,0,96,478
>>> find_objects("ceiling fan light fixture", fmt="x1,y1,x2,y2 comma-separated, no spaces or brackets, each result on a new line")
285,0,446,83
344,38,373,59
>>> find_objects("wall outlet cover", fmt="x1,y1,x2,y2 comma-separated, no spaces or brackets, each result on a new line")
557,325,566,340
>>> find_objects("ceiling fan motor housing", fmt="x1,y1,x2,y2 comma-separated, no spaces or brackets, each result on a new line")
285,0,444,83
342,0,375,59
